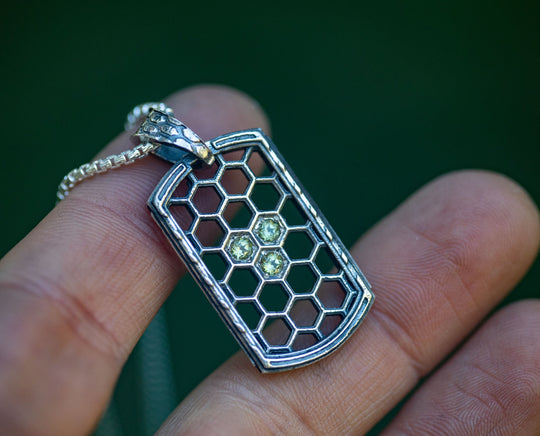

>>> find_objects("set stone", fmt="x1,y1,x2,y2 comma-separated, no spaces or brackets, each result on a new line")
259,251,285,276
257,217,282,243
229,235,254,261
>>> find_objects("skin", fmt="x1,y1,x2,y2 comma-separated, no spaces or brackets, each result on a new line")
0,84,539,436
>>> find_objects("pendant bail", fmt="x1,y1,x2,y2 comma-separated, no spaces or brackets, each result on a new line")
135,109,215,165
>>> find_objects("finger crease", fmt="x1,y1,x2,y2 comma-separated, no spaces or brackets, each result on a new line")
63,195,173,262
369,305,426,378
0,276,125,364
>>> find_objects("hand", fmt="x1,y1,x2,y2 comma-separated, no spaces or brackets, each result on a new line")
0,85,539,435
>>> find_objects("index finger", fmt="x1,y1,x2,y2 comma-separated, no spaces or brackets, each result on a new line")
0,85,269,435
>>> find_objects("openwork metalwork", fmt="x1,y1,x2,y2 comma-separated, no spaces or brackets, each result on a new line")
148,128,373,372
57,103,374,373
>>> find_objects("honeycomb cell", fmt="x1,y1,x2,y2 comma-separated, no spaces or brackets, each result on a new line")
314,246,338,274
228,268,260,297
319,314,343,337
220,149,245,162
191,160,220,181
247,150,269,176
202,252,229,281
191,185,222,215
280,198,307,226
235,301,262,330
292,333,318,351
259,283,290,313
220,167,251,196
223,200,254,229
171,177,191,199
289,299,319,328
194,219,226,248
262,318,292,347
283,231,314,260
317,279,348,310
169,204,195,232
286,264,318,294
250,182,282,211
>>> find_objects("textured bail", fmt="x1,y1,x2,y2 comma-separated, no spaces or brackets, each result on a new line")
135,109,214,165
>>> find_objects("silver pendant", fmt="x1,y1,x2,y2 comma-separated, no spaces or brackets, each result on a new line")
137,109,374,373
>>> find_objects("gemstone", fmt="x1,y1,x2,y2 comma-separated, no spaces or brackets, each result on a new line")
229,235,255,261
256,217,282,243
259,251,285,276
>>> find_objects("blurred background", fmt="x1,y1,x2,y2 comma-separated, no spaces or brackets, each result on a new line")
1,1,539,434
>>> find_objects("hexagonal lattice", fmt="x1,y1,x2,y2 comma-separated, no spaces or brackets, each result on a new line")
142,115,376,373
159,144,360,356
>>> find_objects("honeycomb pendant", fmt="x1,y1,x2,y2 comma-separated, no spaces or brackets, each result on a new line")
144,110,373,373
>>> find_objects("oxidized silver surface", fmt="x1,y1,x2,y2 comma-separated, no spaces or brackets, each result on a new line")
135,109,214,165
146,117,374,372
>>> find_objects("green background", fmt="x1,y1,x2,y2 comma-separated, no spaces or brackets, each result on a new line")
1,1,539,434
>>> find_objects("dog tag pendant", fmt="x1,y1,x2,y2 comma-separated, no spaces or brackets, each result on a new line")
138,108,373,373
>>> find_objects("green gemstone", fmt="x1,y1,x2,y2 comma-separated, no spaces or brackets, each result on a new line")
257,217,282,243
229,236,254,261
259,251,285,276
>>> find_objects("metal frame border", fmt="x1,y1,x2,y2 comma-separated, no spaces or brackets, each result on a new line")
147,129,373,372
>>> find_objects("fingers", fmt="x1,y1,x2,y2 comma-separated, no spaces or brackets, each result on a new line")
0,85,269,435
381,300,540,436
158,171,540,435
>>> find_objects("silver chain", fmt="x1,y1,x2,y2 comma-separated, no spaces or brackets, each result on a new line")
56,102,172,201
